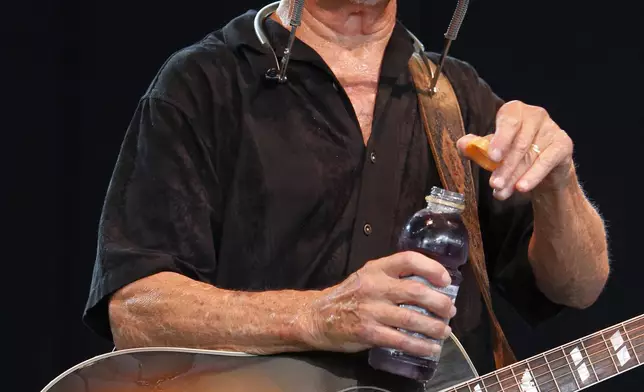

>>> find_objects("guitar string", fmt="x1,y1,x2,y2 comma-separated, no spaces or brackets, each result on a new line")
476,329,643,392
540,334,644,392
475,328,644,392
454,321,644,392
469,320,644,391
536,337,644,392
461,337,644,392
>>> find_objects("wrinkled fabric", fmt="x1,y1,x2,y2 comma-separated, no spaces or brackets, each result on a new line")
83,9,562,374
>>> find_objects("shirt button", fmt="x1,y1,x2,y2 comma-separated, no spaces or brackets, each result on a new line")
363,223,373,236
369,152,377,163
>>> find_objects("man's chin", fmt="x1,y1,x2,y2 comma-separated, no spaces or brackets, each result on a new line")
348,0,390,6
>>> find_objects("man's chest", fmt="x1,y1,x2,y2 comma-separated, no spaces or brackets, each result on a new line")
217,79,439,287
208,60,444,288
330,59,381,145
343,85,378,145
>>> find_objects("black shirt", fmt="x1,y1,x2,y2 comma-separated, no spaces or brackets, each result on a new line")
83,9,562,375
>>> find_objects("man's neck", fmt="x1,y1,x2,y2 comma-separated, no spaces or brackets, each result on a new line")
272,0,397,145
274,0,396,52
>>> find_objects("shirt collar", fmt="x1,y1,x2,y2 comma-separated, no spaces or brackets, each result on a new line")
222,8,418,80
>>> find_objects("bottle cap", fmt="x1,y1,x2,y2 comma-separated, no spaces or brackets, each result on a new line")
426,187,465,211
425,195,465,211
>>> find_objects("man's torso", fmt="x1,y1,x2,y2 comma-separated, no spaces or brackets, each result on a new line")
88,9,514,374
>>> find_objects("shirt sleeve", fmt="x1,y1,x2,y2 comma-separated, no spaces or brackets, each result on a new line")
441,55,565,327
82,96,220,341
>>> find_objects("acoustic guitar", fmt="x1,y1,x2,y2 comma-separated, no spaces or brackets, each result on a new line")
41,314,643,392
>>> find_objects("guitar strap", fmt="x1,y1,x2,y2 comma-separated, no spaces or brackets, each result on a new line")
408,52,517,369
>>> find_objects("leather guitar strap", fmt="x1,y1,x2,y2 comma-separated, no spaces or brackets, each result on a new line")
408,52,517,368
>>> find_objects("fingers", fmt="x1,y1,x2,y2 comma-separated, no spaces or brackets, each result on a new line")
456,133,479,153
459,101,574,198
490,104,547,190
378,251,451,288
359,323,442,359
491,120,550,199
517,135,574,192
488,101,524,162
386,278,456,319
363,301,452,340
320,253,459,358
491,140,540,200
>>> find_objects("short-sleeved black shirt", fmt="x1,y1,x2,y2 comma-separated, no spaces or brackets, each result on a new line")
83,9,562,374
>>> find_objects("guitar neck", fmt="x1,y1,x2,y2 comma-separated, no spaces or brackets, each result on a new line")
446,314,644,392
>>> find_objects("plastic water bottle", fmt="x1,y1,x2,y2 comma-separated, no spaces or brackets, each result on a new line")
368,186,469,381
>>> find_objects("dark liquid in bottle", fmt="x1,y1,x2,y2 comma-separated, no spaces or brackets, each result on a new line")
368,207,468,381
398,210,468,285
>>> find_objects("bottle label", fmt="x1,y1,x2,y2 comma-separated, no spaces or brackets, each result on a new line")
391,276,459,361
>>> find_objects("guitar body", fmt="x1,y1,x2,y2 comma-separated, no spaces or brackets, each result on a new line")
41,334,477,392
40,314,644,392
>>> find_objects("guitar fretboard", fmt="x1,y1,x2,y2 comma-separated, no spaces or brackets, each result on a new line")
447,314,644,392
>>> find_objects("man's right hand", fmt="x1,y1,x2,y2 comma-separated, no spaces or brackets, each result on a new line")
298,251,456,358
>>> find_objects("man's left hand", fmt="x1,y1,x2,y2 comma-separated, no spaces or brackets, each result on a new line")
457,100,575,200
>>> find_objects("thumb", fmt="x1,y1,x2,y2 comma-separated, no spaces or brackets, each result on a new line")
456,134,480,155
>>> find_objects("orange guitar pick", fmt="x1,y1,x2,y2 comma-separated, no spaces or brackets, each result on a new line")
463,135,501,172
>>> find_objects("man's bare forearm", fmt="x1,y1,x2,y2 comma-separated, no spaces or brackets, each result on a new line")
108,271,320,353
528,167,610,309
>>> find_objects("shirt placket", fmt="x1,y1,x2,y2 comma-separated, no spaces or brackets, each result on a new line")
344,79,404,274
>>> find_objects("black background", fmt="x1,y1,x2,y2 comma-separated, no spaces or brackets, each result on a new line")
4,0,643,391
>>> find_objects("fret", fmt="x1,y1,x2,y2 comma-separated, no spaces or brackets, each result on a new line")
623,316,644,364
602,326,637,371
621,322,641,365
599,332,619,371
561,342,596,388
448,316,644,392
578,338,600,382
583,332,618,381
544,354,562,392
527,354,558,392
497,368,521,392
510,361,541,392
467,379,486,392
494,372,506,392
545,347,579,392
482,373,503,392
560,347,581,390
453,385,472,392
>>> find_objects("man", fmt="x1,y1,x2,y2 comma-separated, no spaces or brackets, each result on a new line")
83,0,610,381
